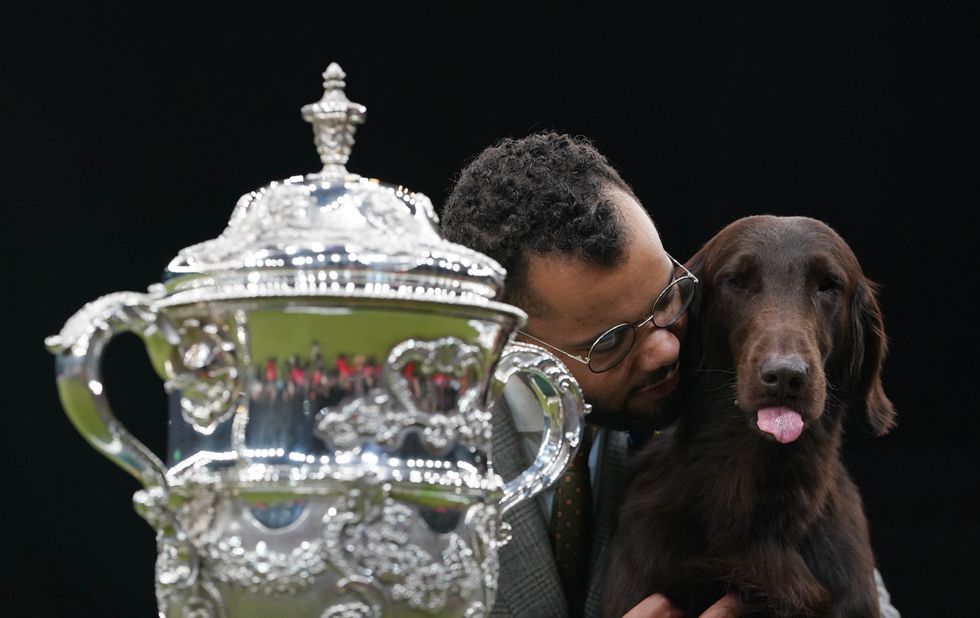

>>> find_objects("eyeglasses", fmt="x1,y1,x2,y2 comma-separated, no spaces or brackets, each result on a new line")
518,252,698,373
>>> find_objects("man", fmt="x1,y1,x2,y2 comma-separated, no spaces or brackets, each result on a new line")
441,132,731,617
441,133,899,618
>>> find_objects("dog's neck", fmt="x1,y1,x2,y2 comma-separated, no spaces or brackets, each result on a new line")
671,373,846,547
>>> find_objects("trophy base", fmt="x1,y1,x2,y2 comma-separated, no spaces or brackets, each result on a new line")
138,463,503,618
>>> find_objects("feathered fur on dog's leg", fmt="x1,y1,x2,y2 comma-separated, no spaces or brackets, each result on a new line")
800,472,881,618
718,543,829,617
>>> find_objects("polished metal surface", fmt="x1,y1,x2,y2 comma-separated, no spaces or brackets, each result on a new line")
47,63,586,617
163,62,508,311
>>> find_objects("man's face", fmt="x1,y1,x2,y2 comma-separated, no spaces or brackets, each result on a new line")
519,188,687,431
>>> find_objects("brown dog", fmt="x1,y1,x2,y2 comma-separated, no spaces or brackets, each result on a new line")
603,216,895,617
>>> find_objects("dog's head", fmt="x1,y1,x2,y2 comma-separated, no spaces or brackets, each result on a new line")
684,215,895,443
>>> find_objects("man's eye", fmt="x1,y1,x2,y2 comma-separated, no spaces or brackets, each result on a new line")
591,328,625,354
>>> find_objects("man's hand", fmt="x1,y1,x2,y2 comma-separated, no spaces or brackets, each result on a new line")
622,592,739,618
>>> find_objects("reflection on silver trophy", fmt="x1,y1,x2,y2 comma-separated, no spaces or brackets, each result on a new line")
47,64,587,617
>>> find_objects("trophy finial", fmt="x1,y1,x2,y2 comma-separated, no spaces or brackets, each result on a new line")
322,62,346,89
301,62,366,179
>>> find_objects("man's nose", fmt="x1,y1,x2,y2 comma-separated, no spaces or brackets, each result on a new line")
633,321,680,371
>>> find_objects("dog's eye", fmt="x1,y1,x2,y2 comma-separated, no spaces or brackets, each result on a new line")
817,275,843,293
721,273,748,291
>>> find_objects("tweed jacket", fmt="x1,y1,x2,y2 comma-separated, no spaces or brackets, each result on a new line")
488,395,629,618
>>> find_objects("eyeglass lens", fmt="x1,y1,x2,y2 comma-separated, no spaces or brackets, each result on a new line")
652,276,697,327
586,277,696,372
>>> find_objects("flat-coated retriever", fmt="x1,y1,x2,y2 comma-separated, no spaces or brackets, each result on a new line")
604,216,896,617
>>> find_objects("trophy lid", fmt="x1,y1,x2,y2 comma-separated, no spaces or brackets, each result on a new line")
160,63,511,312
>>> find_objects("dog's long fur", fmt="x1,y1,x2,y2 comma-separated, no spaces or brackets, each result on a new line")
603,216,895,617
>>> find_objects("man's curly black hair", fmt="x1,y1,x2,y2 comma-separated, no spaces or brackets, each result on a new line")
441,132,638,314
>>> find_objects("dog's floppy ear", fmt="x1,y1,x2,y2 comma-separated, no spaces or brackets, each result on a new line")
848,277,896,436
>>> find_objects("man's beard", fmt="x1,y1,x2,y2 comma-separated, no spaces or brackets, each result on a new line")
584,390,681,434
583,407,634,432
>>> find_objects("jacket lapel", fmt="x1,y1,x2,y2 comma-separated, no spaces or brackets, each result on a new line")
490,395,568,617
584,429,630,617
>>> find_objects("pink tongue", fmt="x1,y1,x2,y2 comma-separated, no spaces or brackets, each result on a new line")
756,407,804,444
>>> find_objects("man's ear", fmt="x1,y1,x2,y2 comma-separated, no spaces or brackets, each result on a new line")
848,278,896,436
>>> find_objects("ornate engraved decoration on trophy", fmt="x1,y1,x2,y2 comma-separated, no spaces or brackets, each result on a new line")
164,317,242,433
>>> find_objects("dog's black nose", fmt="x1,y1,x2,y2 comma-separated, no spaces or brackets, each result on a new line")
760,355,807,398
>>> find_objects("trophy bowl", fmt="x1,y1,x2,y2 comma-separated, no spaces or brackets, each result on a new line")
46,63,586,617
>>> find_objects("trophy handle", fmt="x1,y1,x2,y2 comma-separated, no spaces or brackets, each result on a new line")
46,291,178,489
492,341,588,515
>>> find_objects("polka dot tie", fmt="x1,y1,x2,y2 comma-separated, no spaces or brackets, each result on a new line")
549,424,597,617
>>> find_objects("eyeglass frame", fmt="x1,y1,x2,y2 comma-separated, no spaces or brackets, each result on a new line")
516,252,698,373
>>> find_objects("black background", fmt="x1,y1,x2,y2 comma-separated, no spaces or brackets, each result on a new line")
2,4,976,616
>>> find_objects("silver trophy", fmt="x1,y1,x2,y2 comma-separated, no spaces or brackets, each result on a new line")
46,63,586,617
